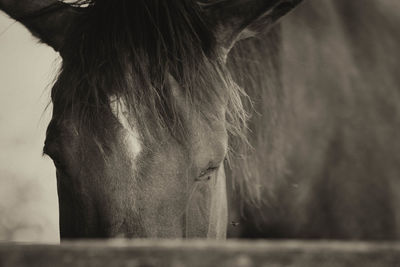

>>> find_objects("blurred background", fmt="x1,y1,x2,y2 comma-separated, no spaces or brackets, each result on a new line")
0,11,59,243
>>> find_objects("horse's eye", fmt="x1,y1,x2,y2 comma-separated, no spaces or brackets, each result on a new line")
196,166,219,181
44,148,65,170
43,139,67,170
52,159,64,169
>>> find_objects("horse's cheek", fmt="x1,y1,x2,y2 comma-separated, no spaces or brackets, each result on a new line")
185,166,228,239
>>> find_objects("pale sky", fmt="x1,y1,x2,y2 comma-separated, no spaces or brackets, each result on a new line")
0,11,60,243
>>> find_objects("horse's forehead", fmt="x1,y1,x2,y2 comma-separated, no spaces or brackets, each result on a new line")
108,73,227,163
168,74,227,119
109,96,142,159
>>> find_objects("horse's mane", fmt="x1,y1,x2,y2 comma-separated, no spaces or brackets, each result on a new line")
51,0,248,147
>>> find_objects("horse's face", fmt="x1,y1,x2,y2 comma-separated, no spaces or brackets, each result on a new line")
45,76,229,238
36,0,301,239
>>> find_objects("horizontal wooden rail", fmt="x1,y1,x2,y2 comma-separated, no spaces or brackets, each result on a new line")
1,240,400,267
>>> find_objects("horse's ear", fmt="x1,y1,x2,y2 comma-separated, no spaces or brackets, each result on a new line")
0,0,81,52
201,0,303,53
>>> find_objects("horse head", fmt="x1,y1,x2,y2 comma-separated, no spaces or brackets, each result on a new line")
0,0,302,238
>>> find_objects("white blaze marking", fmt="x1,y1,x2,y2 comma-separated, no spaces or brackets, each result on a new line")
109,96,142,159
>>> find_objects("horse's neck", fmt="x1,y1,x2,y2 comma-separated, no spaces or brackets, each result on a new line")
227,27,286,207
234,0,400,239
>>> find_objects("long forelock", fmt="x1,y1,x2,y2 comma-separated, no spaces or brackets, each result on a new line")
52,0,248,148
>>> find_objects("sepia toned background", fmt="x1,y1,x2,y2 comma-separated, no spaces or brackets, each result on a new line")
0,11,59,243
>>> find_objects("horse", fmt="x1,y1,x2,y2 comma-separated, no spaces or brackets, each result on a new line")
234,0,400,239
1,0,400,240
0,0,303,239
